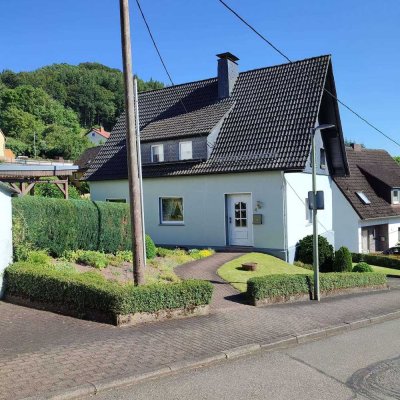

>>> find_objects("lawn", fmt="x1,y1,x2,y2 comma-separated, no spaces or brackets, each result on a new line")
217,252,310,292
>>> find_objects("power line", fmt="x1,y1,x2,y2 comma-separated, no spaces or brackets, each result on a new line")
135,0,215,149
217,0,400,150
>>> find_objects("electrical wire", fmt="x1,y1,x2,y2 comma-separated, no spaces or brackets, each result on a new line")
217,0,400,150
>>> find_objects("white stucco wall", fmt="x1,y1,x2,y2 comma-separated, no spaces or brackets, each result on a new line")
332,181,360,252
284,172,334,262
90,172,287,257
0,188,13,298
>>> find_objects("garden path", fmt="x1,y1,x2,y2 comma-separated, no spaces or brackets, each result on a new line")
174,252,249,311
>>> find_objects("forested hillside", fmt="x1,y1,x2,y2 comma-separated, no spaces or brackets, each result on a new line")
0,63,164,159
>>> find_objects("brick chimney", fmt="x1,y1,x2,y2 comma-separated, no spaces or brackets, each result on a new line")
351,143,363,152
217,52,239,99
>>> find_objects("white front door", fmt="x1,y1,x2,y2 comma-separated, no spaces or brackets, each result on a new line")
227,194,253,246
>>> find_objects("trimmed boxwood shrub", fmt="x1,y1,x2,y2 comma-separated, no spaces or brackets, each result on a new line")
247,272,387,302
353,262,373,273
12,196,155,258
5,262,214,317
295,235,334,272
333,246,352,272
351,253,400,270
145,235,156,259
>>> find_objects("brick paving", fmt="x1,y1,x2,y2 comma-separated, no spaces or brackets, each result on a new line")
1,264,400,399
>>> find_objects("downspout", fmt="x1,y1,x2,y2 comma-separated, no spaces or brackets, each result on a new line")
281,171,289,262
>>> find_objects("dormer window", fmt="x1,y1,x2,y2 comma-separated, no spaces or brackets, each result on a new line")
179,141,193,160
393,189,400,205
151,144,164,163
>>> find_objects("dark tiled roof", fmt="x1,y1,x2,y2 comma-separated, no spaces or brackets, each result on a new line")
140,100,234,142
334,148,400,219
75,146,102,170
85,55,332,181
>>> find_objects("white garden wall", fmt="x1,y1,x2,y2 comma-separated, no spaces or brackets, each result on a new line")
0,186,13,298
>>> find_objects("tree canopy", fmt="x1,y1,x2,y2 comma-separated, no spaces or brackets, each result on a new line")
0,63,164,159
394,156,400,165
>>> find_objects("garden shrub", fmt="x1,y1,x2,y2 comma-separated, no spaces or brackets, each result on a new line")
145,235,156,259
333,246,352,272
293,261,313,270
12,197,156,258
351,253,400,270
157,247,174,257
76,251,108,269
247,272,387,303
5,262,213,318
295,235,334,272
353,262,373,273
26,250,52,266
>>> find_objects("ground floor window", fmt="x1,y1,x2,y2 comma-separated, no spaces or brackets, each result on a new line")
160,197,184,224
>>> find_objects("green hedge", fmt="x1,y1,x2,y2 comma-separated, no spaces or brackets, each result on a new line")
247,272,387,302
5,262,213,317
352,253,400,270
12,196,154,257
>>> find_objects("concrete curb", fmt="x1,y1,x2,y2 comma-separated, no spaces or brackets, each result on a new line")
30,309,400,400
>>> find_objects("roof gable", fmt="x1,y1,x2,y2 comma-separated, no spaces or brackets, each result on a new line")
85,55,337,180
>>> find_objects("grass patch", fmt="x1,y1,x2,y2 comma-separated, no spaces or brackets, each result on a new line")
217,253,310,292
353,264,400,277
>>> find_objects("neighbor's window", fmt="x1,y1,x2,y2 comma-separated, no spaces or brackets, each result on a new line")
151,144,164,162
392,189,400,205
106,198,127,203
160,197,184,224
179,141,193,160
320,148,326,169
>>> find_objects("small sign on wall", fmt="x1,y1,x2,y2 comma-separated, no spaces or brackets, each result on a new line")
253,214,263,225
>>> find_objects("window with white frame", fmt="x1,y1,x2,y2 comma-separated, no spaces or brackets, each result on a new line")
305,198,312,224
151,144,164,162
179,141,193,160
160,197,184,224
392,189,400,205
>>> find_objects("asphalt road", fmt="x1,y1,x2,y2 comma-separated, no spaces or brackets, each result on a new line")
87,318,400,400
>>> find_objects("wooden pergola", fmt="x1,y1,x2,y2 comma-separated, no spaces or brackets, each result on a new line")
0,162,78,199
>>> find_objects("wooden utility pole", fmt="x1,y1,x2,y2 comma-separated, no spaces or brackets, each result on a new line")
119,0,145,285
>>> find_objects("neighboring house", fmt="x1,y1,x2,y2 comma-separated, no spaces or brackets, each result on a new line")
0,129,15,162
86,126,110,145
72,145,103,185
333,144,400,253
85,53,348,262
0,183,16,298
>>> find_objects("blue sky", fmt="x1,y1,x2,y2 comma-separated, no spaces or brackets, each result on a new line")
0,0,399,155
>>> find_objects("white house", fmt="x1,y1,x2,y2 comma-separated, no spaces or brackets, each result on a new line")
85,126,110,145
85,53,349,262
0,183,15,298
333,144,400,253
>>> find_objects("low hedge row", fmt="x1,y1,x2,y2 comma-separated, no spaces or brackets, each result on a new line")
247,272,387,302
352,253,400,270
5,263,213,317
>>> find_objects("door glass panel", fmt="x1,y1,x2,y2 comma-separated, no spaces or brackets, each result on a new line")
235,218,240,227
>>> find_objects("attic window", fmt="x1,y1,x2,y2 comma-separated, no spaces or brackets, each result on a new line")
320,148,326,169
356,191,371,205
393,189,400,205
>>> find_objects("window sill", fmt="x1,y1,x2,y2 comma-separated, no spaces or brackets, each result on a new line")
159,223,185,226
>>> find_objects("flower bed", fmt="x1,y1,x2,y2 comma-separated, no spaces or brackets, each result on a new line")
5,262,213,325
247,272,388,306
